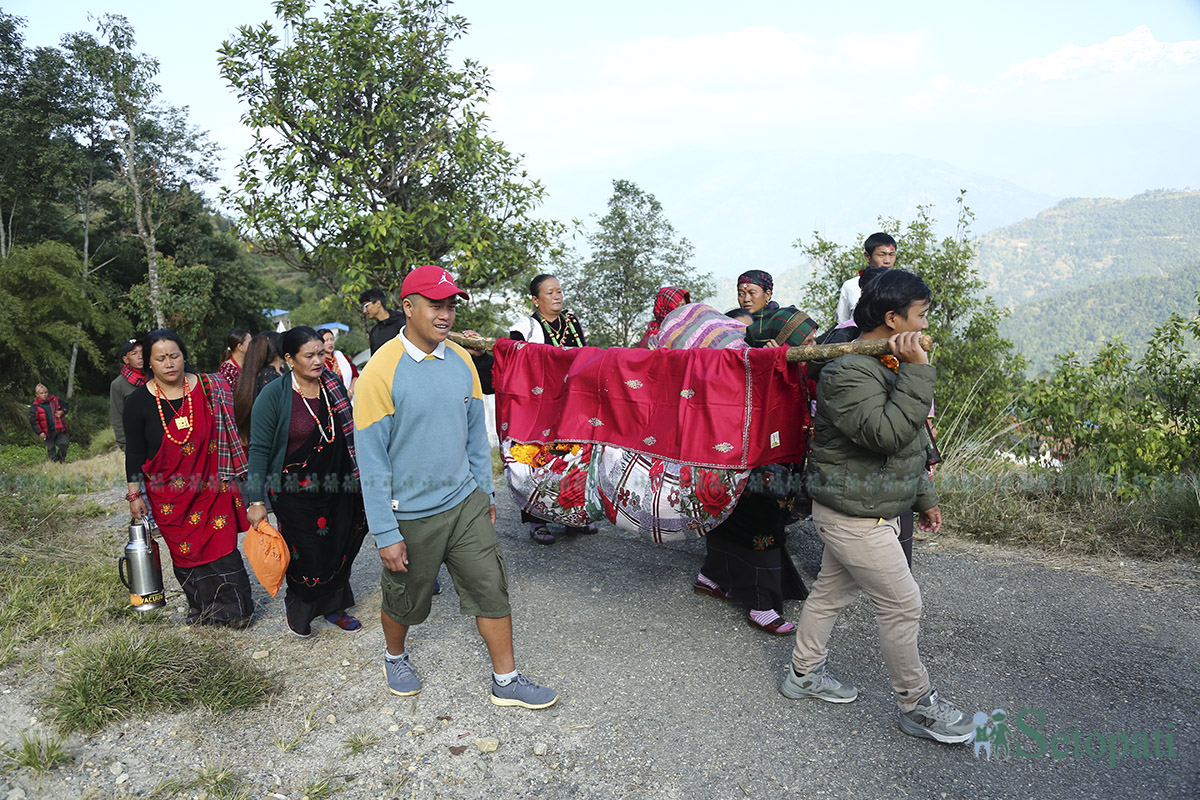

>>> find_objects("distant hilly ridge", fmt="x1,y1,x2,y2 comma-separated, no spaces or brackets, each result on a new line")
976,190,1200,308
975,190,1200,375
1001,261,1200,375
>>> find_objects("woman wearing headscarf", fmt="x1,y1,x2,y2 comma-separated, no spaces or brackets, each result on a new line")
692,270,817,635
246,327,367,637
637,286,691,348
737,270,818,348
509,273,593,544
124,329,255,627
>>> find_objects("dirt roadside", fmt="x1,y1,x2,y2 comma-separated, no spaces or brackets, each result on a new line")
1,483,1198,800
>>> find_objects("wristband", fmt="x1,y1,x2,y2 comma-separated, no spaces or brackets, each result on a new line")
125,491,141,502
248,501,266,507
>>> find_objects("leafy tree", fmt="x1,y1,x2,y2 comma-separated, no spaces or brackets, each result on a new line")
127,255,272,370
795,193,1025,433
218,0,560,317
0,242,106,393
558,179,714,347
83,15,218,328
0,13,82,257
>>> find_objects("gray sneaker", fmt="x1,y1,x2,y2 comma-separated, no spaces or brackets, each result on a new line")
490,673,558,709
384,653,421,697
897,687,974,744
780,660,859,703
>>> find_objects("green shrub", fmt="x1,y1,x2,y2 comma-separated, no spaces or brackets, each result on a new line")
0,444,47,469
66,393,113,448
1019,304,1200,495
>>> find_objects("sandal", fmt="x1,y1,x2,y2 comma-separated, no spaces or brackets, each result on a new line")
747,616,796,636
529,525,556,545
692,580,733,600
564,523,599,535
324,611,362,632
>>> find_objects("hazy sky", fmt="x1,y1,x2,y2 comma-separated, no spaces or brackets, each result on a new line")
11,0,1200,280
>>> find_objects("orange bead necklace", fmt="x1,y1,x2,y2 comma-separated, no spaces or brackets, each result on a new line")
152,377,194,445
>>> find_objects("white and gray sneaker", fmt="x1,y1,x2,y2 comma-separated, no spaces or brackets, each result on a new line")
780,660,859,703
384,652,421,697
897,687,975,743
490,673,558,709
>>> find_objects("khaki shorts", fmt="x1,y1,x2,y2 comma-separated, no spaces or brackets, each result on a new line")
380,489,510,625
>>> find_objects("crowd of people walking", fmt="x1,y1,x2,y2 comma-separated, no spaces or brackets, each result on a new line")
49,232,973,740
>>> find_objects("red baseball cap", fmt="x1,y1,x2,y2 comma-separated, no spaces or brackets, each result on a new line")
399,264,470,301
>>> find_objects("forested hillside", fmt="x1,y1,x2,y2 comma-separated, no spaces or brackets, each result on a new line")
976,190,1200,308
1002,261,1200,375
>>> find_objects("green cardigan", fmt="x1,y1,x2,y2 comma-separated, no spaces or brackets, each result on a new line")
245,372,354,503
244,374,294,504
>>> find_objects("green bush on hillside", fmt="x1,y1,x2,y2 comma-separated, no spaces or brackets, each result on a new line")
1018,300,1200,494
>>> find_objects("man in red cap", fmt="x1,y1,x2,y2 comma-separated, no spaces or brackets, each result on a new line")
354,264,558,709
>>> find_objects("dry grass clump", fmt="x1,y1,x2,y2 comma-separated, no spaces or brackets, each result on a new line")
937,443,1200,560
0,484,132,665
148,761,253,800
43,627,277,735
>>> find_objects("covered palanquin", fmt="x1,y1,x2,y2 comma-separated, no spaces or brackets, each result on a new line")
492,328,810,542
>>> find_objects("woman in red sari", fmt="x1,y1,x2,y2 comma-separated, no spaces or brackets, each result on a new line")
125,329,254,628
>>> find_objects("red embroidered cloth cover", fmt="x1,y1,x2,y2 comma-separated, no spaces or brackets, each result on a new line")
493,340,808,470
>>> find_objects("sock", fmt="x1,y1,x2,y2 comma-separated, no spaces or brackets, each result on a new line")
385,649,406,662
749,608,782,626
695,573,719,590
493,669,518,686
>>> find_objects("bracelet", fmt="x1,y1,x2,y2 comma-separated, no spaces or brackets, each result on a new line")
248,501,266,507
125,491,141,502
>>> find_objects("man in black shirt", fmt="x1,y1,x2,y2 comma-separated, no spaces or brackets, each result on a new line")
360,288,405,356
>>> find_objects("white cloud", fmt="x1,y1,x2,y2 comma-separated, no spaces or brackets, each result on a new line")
484,23,1200,176
1000,25,1200,82
600,27,821,87
830,30,934,73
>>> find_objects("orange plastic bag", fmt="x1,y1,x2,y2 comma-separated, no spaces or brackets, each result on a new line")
243,519,290,597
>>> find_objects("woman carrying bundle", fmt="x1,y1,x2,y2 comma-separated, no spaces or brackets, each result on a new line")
692,270,817,635
246,327,367,638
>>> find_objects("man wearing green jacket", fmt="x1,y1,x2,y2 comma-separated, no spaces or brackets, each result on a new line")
780,269,974,745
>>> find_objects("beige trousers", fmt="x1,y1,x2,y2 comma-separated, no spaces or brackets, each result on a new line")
791,500,930,711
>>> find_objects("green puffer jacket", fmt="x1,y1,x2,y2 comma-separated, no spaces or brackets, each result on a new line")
806,354,938,518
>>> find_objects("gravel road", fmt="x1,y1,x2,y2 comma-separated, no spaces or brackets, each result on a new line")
1,487,1197,799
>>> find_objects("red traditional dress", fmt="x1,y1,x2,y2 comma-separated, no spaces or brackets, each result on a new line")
143,380,249,566
126,376,254,626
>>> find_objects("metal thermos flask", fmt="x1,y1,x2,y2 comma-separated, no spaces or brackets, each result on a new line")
118,520,165,611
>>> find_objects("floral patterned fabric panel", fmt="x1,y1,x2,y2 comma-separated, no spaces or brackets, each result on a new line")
592,446,749,542
503,439,600,528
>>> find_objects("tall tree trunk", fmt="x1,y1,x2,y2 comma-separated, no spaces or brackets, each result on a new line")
120,119,164,328
66,328,81,399
0,199,12,259
66,168,97,401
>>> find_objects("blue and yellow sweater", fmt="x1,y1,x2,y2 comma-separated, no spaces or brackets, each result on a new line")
353,330,494,549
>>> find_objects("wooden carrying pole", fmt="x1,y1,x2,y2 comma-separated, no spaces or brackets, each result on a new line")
446,332,932,362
